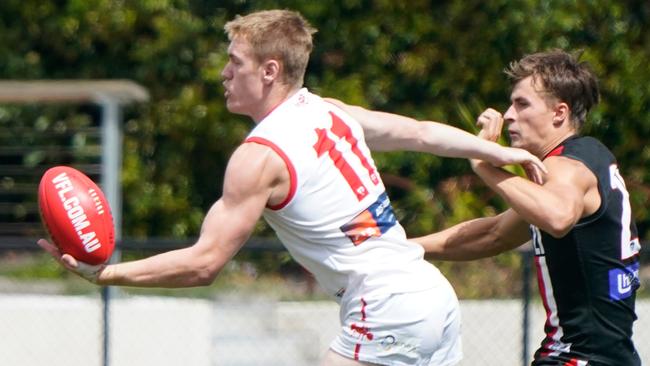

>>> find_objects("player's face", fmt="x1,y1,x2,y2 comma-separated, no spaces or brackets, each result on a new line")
503,76,557,157
221,37,265,118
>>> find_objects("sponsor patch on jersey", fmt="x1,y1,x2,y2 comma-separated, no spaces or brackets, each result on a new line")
608,262,640,300
340,192,397,245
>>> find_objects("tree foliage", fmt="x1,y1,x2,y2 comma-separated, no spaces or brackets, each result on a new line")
1,1,649,254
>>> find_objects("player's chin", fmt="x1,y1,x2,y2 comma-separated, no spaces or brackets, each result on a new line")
225,101,252,118
225,97,241,111
508,136,523,148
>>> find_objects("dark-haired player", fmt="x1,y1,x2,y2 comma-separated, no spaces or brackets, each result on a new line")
416,49,641,365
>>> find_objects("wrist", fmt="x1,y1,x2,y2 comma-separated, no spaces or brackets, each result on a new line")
470,159,486,172
95,264,111,285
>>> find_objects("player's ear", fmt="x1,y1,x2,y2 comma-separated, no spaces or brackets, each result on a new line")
552,101,570,127
261,59,281,85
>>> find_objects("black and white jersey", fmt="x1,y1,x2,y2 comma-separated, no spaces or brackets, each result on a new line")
531,136,641,366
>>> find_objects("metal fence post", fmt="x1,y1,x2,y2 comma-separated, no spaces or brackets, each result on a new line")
521,248,532,366
100,98,123,366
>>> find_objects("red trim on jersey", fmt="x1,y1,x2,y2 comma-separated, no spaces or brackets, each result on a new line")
245,136,297,210
564,358,585,366
546,145,565,158
535,256,559,355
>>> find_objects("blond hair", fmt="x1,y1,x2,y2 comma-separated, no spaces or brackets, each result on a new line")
225,10,317,88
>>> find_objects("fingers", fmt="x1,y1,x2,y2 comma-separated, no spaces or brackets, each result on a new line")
524,163,546,185
61,254,80,271
37,239,81,272
62,254,102,283
37,238,66,265
525,165,540,184
526,167,544,185
529,155,548,175
476,108,503,142
37,238,102,283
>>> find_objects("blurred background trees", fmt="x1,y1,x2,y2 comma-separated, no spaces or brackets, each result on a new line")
1,0,648,296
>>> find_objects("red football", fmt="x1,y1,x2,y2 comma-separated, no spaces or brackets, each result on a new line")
38,166,115,265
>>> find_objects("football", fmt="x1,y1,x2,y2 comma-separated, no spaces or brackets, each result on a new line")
38,166,115,265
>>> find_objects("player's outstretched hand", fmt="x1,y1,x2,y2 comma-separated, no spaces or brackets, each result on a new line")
475,108,547,183
523,162,546,185
37,239,105,283
484,146,547,179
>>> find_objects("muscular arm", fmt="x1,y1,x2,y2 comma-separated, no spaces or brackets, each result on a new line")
471,155,599,238
324,98,546,173
85,143,286,287
413,209,530,260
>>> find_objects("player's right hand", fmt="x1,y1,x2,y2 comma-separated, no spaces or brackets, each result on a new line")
37,239,105,283
476,108,503,142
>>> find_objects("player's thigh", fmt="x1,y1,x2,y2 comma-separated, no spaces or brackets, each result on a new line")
320,349,379,366
428,279,462,365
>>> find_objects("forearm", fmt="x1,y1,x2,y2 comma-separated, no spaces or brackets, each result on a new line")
97,244,224,288
413,121,505,160
414,219,501,261
354,110,515,163
361,112,505,159
414,212,526,261
471,161,566,234
325,100,473,154
328,99,544,171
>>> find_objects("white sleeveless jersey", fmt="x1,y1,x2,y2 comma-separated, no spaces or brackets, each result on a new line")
246,89,444,302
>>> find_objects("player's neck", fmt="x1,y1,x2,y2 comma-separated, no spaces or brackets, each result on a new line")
252,85,302,123
539,131,577,158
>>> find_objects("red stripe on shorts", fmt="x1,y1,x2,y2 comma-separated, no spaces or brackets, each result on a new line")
353,297,369,360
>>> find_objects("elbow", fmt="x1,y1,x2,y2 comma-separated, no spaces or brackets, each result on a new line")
414,124,437,151
186,247,223,287
544,226,572,239
194,254,223,286
195,272,217,287
193,264,220,287
540,215,575,239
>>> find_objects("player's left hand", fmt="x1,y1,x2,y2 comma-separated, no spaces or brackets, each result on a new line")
483,146,547,178
37,239,105,283
471,157,546,185
523,162,546,185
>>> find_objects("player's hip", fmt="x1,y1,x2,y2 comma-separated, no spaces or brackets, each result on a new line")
332,281,462,365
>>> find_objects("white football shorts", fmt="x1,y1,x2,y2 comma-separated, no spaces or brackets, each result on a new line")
330,277,462,366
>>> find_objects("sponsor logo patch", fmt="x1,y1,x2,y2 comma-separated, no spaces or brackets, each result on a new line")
609,262,640,300
340,192,396,245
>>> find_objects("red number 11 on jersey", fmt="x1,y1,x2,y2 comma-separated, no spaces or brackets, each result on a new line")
313,112,379,201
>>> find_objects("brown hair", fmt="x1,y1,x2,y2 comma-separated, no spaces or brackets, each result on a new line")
504,49,600,130
224,9,317,88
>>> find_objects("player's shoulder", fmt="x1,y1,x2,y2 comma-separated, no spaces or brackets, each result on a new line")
541,155,598,205
544,153,592,175
226,142,285,186
231,141,285,171
559,135,612,158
